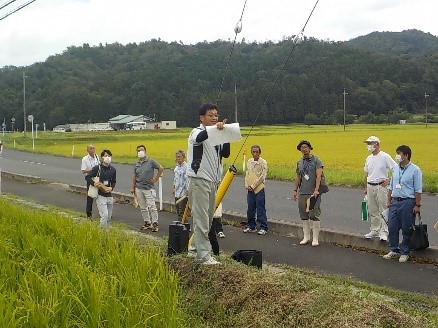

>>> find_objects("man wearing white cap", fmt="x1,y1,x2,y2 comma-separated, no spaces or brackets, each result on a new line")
363,136,397,241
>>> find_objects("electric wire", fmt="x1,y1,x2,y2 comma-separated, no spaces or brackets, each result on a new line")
231,0,321,164
0,0,36,21
0,0,18,11
216,0,248,104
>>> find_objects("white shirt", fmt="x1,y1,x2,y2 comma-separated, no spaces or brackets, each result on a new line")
364,151,396,183
81,154,100,174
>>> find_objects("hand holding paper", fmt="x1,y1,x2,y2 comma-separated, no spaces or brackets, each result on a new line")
206,122,242,146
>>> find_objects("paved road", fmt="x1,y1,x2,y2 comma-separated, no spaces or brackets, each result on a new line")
2,177,437,295
1,149,437,246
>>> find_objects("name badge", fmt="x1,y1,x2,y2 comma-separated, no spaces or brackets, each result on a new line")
395,184,401,189
304,174,309,180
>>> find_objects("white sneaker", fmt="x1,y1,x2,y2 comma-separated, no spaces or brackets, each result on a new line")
258,229,267,235
383,251,399,260
217,231,225,238
243,227,257,233
201,257,221,265
364,231,380,239
399,255,409,263
379,232,388,241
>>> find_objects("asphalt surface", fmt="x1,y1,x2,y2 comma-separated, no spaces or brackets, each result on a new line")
1,149,437,246
2,177,437,295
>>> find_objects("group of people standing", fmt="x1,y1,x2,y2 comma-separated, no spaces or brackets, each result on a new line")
291,135,423,263
81,144,164,231
363,136,422,263
81,103,423,265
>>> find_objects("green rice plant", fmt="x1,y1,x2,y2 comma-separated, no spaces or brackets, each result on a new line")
5,123,438,191
0,198,185,327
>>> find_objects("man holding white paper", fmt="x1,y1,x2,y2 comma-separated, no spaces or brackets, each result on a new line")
187,103,230,265
244,145,268,235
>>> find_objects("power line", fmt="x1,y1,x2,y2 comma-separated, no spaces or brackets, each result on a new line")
216,0,249,104
0,0,18,11
0,0,37,21
232,0,321,164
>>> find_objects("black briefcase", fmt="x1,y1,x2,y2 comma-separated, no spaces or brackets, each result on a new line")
167,222,190,256
231,250,262,269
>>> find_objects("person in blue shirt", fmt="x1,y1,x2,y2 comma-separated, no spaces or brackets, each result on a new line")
383,145,422,263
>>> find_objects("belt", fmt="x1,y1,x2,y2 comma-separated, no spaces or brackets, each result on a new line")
367,181,385,186
392,197,408,202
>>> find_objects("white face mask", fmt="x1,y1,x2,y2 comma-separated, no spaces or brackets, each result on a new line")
395,154,402,163
138,150,145,158
103,156,111,164
367,144,375,152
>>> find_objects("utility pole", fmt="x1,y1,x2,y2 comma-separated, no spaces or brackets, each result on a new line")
234,83,238,123
425,92,429,128
343,89,348,131
23,72,27,136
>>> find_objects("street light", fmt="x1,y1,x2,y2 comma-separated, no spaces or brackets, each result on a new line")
425,92,429,128
23,72,28,135
343,89,348,131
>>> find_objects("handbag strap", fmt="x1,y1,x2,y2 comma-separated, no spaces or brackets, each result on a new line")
415,213,422,225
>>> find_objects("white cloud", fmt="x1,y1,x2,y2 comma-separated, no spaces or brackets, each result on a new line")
1,0,437,67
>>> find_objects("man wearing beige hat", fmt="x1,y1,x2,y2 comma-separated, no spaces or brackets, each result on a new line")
363,136,397,241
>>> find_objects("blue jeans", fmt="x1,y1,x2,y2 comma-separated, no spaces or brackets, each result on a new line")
388,198,415,255
247,189,268,230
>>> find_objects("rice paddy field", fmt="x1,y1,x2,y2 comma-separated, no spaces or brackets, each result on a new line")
0,197,436,328
5,123,438,192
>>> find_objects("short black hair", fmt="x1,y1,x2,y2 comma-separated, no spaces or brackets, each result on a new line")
251,145,262,154
396,145,411,160
136,145,146,152
101,149,112,157
199,103,218,116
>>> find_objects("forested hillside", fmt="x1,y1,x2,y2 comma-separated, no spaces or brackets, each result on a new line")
0,30,437,129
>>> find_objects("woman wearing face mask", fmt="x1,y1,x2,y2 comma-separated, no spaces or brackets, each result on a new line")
363,136,397,241
86,149,117,227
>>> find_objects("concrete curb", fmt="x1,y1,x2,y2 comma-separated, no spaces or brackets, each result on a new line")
3,172,437,262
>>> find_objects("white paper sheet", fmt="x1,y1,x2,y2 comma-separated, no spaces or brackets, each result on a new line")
206,123,241,146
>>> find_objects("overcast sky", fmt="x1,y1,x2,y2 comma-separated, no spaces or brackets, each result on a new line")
1,0,437,68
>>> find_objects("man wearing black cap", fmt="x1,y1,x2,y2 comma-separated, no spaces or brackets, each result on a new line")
292,140,324,246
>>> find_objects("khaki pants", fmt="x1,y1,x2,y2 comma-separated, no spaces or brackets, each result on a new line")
298,194,321,221
188,177,216,262
135,189,158,224
367,184,388,234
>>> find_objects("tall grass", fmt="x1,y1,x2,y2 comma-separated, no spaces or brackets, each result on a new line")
0,198,184,327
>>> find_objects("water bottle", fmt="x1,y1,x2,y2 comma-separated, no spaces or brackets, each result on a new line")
361,196,368,221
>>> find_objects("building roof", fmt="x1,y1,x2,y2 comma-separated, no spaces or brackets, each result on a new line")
108,115,145,124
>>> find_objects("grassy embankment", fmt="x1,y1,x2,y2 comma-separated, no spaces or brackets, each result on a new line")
0,197,437,327
5,124,438,192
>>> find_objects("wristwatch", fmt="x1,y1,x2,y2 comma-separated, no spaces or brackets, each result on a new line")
415,204,421,207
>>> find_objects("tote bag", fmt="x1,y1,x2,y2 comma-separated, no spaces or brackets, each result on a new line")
87,178,99,199
87,166,100,199
409,214,429,251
